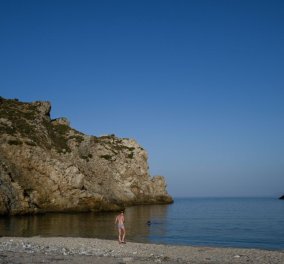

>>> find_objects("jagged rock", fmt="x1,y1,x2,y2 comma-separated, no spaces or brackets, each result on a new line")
0,97,173,215
31,101,51,117
51,117,70,126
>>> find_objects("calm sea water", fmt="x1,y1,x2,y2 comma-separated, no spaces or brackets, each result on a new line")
0,198,284,250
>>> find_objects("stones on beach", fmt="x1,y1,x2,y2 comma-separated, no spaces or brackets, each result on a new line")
122,257,134,262
1,238,174,263
1,237,284,264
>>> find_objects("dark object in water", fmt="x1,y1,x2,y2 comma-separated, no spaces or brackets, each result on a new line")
146,220,162,226
279,195,284,200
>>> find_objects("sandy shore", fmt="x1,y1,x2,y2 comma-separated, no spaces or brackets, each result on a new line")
0,237,283,264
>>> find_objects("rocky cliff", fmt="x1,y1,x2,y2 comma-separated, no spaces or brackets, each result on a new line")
0,97,173,215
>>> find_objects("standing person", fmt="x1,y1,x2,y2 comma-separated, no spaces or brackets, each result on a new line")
115,210,126,243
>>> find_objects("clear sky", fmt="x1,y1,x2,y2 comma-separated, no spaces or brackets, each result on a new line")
1,0,283,197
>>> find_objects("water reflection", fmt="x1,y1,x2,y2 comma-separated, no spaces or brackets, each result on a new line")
0,204,169,243
126,204,170,243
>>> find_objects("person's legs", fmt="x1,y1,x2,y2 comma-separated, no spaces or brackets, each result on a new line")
118,228,122,243
121,227,126,243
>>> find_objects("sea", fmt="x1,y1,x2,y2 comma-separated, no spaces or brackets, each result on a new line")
0,197,284,250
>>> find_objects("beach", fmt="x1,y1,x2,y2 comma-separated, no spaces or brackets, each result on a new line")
0,237,283,264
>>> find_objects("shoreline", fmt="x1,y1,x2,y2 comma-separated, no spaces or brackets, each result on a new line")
0,237,283,263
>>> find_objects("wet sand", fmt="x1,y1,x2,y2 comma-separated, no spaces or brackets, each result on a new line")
0,237,283,264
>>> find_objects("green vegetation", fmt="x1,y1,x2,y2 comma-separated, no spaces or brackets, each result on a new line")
127,152,134,159
94,134,138,160
98,136,135,152
43,120,72,153
7,139,22,145
80,155,89,161
126,147,135,151
99,134,115,139
80,153,93,162
68,135,84,144
25,141,37,146
91,136,99,143
0,98,142,158
100,154,112,161
0,98,73,153
0,99,38,141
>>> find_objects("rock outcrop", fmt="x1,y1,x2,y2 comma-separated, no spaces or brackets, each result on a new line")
0,97,173,215
279,195,284,200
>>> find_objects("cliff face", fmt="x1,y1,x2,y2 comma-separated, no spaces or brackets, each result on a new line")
0,97,173,215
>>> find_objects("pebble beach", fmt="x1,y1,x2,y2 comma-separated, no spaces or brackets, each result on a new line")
0,237,283,264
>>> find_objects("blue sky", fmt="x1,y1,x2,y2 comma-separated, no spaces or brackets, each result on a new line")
1,0,283,197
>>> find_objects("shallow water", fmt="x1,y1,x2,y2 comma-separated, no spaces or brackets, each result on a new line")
0,198,283,249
